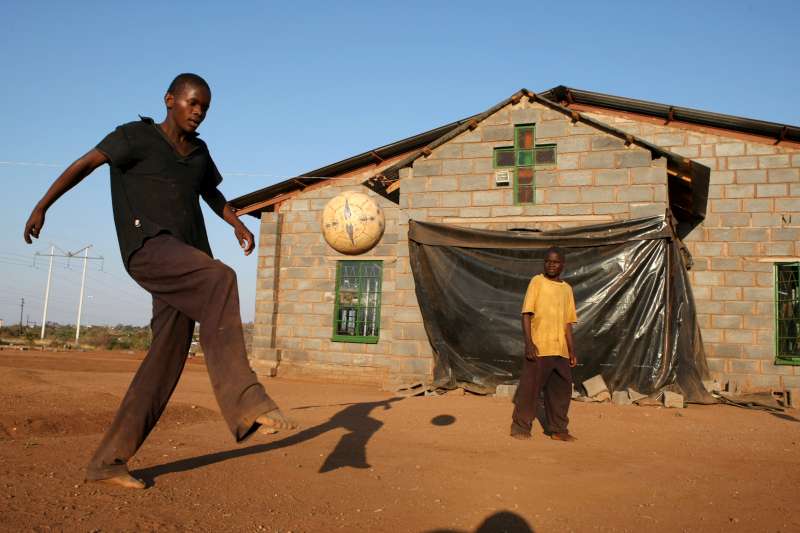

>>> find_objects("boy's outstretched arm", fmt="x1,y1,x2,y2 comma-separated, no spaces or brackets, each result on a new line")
24,149,109,244
201,188,255,256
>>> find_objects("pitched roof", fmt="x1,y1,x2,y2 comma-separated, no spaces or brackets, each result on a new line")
229,113,480,213
231,85,797,222
360,89,710,226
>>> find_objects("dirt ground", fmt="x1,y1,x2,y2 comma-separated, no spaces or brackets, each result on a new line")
0,350,798,533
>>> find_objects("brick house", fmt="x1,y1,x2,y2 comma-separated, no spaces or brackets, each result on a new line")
230,86,800,392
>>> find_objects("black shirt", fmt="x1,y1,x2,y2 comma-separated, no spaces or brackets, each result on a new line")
96,117,226,269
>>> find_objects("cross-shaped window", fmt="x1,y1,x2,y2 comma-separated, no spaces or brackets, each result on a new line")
493,124,557,204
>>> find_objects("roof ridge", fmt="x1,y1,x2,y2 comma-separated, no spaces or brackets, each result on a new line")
366,87,702,189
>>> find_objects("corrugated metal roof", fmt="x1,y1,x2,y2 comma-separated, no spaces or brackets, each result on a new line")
540,86,800,144
230,113,479,210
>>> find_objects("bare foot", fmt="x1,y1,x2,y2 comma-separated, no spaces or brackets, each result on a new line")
510,424,532,440
256,409,298,431
550,432,577,442
89,473,146,489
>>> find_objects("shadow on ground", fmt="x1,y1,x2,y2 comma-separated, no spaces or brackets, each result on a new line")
770,411,800,423
426,510,535,533
135,396,413,485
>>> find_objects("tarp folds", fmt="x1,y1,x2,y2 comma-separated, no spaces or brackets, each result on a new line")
408,215,711,402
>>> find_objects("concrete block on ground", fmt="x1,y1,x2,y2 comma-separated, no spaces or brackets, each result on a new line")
634,393,663,407
612,390,632,405
724,380,742,395
594,391,611,402
627,388,647,402
583,375,609,398
663,391,685,408
495,384,518,398
787,388,800,409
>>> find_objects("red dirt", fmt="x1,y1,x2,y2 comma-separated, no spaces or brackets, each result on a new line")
0,350,798,532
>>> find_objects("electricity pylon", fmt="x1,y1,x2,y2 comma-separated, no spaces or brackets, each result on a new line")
35,244,104,343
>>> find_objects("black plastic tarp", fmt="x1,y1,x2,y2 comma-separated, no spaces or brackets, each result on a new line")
408,215,711,402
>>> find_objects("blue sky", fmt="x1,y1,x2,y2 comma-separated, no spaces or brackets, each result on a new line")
1,0,798,327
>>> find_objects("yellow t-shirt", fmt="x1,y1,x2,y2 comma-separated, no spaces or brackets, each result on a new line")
521,274,578,358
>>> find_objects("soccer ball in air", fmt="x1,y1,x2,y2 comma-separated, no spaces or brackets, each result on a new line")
321,191,385,254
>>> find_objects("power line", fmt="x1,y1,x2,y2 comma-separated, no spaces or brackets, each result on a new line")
0,159,365,182
0,258,39,268
0,160,61,168
0,252,41,260
85,273,147,302
0,159,285,179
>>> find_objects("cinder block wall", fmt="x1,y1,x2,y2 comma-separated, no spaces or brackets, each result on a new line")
582,109,800,391
252,96,798,391
394,99,672,386
403,100,668,230
250,174,432,386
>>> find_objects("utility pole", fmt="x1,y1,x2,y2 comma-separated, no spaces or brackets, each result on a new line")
40,244,54,339
19,297,24,335
75,246,90,344
35,244,103,344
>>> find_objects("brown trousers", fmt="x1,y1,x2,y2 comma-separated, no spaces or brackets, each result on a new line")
511,355,572,436
86,234,277,480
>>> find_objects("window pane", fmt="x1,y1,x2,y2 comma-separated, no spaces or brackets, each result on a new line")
363,263,381,278
342,263,360,279
337,307,357,336
516,127,534,150
777,264,800,359
517,167,534,185
334,261,382,341
535,145,557,165
517,150,533,166
338,287,359,305
495,148,515,167
517,186,534,204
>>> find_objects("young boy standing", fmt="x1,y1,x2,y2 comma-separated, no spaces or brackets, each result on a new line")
23,73,295,489
511,247,578,441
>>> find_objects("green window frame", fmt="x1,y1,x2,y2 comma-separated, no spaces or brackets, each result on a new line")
332,260,383,343
775,262,800,365
493,125,557,205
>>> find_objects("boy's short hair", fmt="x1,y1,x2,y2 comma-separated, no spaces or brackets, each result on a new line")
167,73,210,96
545,246,564,261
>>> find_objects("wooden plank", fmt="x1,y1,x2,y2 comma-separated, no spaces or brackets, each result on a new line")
324,256,398,263
442,215,613,224
235,193,295,216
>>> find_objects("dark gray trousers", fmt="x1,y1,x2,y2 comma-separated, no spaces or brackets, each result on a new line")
86,234,277,480
511,355,572,436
